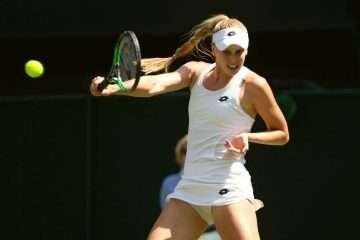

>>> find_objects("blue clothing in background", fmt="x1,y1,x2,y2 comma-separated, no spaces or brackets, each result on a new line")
159,172,182,209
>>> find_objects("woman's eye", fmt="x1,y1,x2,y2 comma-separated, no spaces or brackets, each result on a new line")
223,50,243,56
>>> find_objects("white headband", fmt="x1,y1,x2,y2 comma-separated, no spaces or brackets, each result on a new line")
212,28,249,51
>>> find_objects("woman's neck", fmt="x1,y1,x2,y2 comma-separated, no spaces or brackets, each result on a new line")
203,67,232,90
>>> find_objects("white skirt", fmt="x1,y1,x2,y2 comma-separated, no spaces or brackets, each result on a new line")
167,176,262,206
167,177,264,225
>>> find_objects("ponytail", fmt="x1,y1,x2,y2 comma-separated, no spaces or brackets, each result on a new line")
141,14,232,74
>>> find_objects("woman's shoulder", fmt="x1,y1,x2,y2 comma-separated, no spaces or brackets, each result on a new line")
181,61,213,85
241,67,274,100
243,67,269,89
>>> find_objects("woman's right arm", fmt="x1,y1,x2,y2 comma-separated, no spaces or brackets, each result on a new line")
89,62,198,97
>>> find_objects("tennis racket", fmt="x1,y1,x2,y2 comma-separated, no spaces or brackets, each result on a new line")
97,30,142,92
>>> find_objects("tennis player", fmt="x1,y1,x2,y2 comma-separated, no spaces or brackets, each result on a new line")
90,14,289,240
159,134,187,209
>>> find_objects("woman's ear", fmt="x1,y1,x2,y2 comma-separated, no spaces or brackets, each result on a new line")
211,44,216,54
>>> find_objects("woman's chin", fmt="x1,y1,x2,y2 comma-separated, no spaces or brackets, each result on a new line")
226,66,240,75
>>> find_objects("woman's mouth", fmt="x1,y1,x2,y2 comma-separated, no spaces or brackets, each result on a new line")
227,65,238,70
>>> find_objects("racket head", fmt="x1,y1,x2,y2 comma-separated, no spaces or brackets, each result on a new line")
99,31,142,92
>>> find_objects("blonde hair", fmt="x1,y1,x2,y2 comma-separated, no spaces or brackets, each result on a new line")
175,134,187,168
141,14,248,74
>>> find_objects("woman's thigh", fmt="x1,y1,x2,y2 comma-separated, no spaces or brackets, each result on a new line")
212,200,260,240
147,198,208,240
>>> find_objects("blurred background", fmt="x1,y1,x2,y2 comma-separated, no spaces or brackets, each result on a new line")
2,0,359,239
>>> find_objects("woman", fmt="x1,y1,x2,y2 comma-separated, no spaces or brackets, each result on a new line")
159,134,187,209
90,14,289,240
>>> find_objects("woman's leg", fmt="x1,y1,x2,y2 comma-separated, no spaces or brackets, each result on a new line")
212,200,260,240
147,198,208,240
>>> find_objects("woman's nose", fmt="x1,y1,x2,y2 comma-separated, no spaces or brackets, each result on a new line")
228,55,238,64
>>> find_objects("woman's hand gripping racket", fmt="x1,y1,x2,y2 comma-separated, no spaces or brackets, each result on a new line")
97,31,142,93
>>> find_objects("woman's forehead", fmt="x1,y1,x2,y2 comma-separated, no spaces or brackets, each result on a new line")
219,44,246,52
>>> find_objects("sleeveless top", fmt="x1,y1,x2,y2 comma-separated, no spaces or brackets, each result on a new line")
168,63,257,206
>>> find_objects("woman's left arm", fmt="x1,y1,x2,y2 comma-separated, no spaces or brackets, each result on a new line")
246,76,289,146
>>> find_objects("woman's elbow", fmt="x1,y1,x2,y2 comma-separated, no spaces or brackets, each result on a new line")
281,131,290,145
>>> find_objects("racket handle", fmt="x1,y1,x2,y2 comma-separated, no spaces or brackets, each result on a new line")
97,79,108,92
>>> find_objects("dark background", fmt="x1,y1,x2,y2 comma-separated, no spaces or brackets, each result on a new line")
2,0,359,239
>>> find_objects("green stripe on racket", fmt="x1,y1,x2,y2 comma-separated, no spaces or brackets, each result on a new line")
97,30,142,92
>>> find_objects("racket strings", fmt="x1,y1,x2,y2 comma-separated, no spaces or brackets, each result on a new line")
99,31,141,92
120,44,138,80
108,31,141,92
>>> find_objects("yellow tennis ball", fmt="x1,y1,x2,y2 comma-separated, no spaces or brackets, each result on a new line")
25,60,44,78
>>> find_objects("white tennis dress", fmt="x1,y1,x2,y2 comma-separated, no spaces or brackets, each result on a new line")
168,63,263,221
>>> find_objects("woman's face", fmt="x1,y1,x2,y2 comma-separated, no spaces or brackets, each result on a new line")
213,44,247,76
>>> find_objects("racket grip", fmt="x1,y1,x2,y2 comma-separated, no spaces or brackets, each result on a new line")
97,79,108,92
